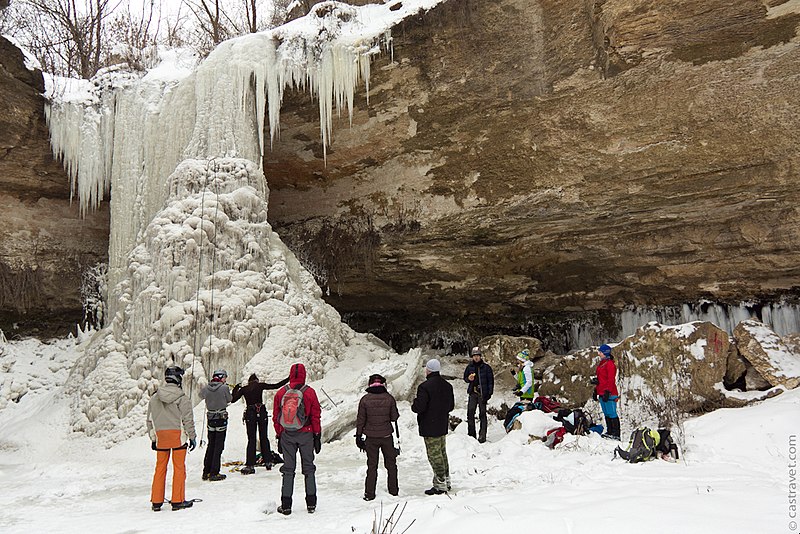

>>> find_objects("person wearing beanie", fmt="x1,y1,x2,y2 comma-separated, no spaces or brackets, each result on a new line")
232,371,289,474
463,347,494,443
411,358,455,495
355,374,400,501
199,369,232,481
273,363,322,515
594,344,621,440
146,366,197,511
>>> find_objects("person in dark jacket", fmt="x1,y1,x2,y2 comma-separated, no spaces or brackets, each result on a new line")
232,372,289,474
463,346,494,443
594,344,621,440
356,373,400,501
273,363,322,515
199,369,232,481
411,358,454,495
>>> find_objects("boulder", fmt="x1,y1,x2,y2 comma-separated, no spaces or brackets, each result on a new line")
734,319,800,389
614,321,731,424
537,347,598,406
724,344,748,386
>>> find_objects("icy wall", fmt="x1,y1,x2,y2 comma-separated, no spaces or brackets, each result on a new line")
42,1,444,440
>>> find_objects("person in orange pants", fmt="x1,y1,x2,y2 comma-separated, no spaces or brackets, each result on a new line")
147,366,197,511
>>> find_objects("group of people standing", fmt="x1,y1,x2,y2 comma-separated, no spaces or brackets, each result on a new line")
145,342,620,512
146,363,321,514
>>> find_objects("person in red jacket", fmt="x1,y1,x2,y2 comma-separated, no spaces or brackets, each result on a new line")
594,344,621,440
272,363,322,516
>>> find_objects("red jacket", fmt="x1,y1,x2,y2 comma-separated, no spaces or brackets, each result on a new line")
595,357,619,397
272,363,322,437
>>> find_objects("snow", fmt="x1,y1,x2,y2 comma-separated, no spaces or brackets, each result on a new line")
1,338,798,533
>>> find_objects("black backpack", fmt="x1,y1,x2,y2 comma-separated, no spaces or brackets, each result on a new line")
615,427,658,463
555,408,592,435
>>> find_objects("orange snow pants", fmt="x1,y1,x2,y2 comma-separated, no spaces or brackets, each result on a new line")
151,429,186,504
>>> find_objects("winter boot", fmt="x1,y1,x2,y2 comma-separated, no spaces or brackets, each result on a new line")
602,416,614,439
171,501,194,511
209,473,227,481
424,487,445,495
610,417,621,440
277,496,292,515
240,465,255,475
202,473,210,481
152,503,163,512
306,494,317,513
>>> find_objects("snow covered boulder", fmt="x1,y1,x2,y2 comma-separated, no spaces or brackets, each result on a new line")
537,348,598,406
734,319,800,389
615,321,731,424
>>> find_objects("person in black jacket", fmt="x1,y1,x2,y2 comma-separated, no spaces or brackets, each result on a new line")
356,374,400,501
232,372,289,474
463,346,494,443
411,358,454,495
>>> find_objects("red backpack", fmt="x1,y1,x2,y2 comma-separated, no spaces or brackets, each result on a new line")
279,385,308,430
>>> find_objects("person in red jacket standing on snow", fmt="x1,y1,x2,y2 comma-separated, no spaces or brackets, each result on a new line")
594,344,621,440
273,363,322,516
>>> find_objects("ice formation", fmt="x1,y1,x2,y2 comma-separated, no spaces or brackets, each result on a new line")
43,1,444,440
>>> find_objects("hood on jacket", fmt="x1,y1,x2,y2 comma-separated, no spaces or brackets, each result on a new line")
156,382,184,403
206,381,225,392
365,384,387,394
289,363,306,388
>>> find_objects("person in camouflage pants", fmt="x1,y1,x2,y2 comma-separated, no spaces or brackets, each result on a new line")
412,359,455,495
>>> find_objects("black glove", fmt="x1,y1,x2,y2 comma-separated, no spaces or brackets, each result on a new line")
188,438,197,452
590,376,599,385
151,441,157,451
512,384,521,392
602,390,610,402
509,369,517,378
514,390,523,397
355,435,366,452
592,392,598,401
313,433,322,454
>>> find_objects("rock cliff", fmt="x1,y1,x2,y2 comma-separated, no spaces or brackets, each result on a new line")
264,0,800,349
4,1,800,347
0,37,109,337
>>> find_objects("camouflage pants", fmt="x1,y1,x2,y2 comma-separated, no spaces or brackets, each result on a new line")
423,436,450,491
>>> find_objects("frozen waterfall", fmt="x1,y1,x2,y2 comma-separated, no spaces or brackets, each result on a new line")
43,1,444,440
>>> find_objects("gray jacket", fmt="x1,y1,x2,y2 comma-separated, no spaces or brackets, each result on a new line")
146,382,196,443
200,381,232,411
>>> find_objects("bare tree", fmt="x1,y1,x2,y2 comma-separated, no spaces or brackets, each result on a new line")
3,0,121,78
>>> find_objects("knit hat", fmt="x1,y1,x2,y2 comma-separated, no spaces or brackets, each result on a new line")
598,344,613,356
515,349,530,362
368,374,386,387
425,359,441,372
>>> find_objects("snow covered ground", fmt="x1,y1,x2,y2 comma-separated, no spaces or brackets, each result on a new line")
0,337,798,533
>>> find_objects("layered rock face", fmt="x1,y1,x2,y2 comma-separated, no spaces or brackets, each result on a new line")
265,0,800,348
0,37,109,336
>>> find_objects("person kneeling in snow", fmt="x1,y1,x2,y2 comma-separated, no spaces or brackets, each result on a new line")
356,374,400,501
199,369,232,481
147,365,197,512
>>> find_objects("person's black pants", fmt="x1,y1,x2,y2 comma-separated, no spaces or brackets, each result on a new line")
467,393,488,441
364,436,398,498
203,429,227,476
245,404,271,466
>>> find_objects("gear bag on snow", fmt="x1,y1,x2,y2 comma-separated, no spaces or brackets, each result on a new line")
554,408,592,435
615,427,660,463
531,396,561,413
279,385,309,430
